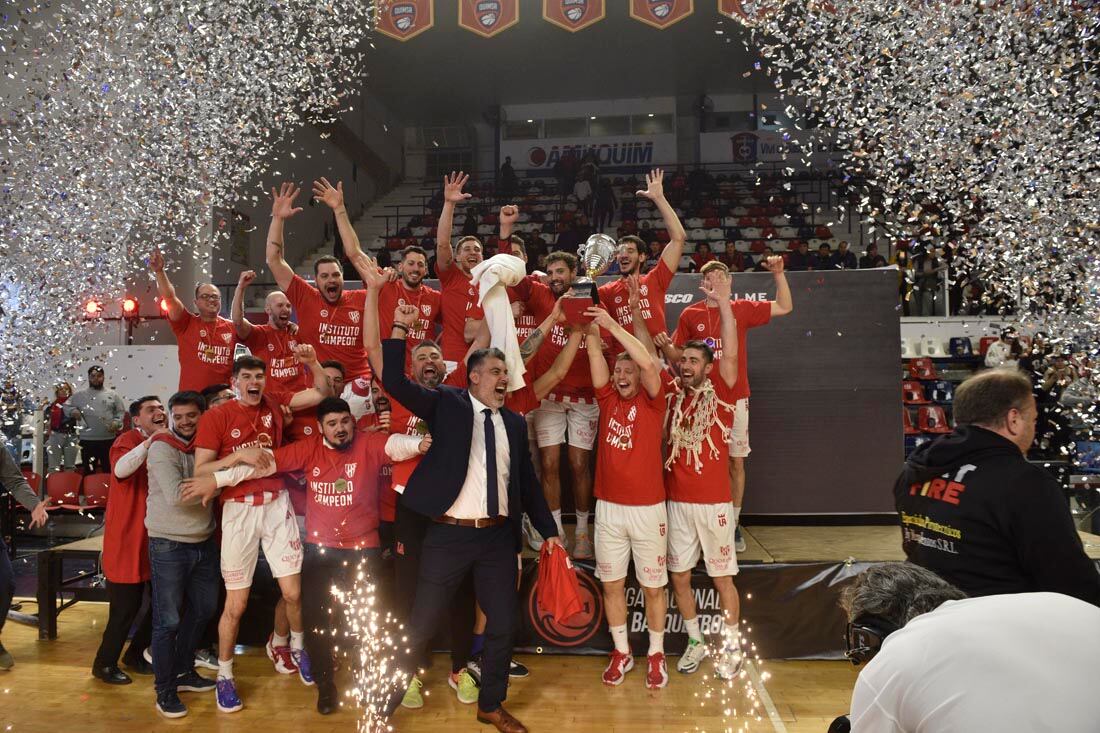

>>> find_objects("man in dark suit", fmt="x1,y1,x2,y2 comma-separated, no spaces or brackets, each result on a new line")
382,306,562,733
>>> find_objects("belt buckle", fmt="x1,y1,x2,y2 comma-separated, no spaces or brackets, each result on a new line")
476,517,488,529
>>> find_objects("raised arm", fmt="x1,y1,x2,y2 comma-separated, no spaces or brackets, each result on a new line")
149,249,186,322
531,329,583,402
435,172,472,273
587,306,661,398
266,182,304,292
636,169,686,272
498,204,518,248
313,177,363,262
584,320,610,390
231,270,257,340
520,298,564,364
352,253,391,376
763,255,793,317
703,276,739,389
626,273,659,361
286,343,334,411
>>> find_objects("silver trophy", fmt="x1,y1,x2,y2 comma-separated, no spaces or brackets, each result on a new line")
562,233,616,324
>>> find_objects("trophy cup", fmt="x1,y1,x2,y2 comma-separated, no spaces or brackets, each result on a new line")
561,233,616,325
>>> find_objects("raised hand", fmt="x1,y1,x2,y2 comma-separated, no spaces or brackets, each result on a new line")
583,305,617,332
654,331,672,349
763,254,785,274
353,253,388,290
627,272,642,310
499,204,519,227
149,250,165,272
443,171,472,204
550,297,566,324
635,168,665,201
312,177,344,210
701,272,733,303
271,182,304,220
394,304,419,328
293,343,318,364
238,270,256,288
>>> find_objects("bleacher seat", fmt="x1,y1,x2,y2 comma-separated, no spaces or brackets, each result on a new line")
903,380,929,404
918,406,952,434
929,381,955,403
949,337,973,358
903,409,920,436
922,337,946,357
21,468,41,493
685,217,704,228
979,336,998,357
689,228,707,241
901,338,918,359
45,471,83,511
82,473,111,509
908,357,938,380
712,241,727,254
750,240,767,254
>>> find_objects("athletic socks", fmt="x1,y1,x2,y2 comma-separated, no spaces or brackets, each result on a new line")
218,658,234,680
290,631,305,651
470,633,485,658
648,629,665,656
683,617,703,643
610,624,630,654
271,632,289,648
575,510,590,537
718,622,741,650
551,509,565,538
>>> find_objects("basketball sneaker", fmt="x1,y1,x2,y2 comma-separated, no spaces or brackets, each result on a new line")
291,648,314,686
216,677,243,713
676,638,708,674
193,648,219,671
522,514,544,552
734,525,747,553
645,652,669,689
509,659,530,678
401,677,424,709
715,647,745,680
601,650,634,686
572,532,594,560
265,633,297,675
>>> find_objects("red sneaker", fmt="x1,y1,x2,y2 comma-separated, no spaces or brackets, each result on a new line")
645,652,669,690
601,649,634,686
265,633,297,675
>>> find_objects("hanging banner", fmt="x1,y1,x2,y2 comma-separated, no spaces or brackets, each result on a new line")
543,0,605,32
375,0,434,40
718,0,770,24
458,0,519,37
629,0,693,29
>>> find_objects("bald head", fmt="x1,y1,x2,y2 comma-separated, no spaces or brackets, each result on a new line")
264,290,293,329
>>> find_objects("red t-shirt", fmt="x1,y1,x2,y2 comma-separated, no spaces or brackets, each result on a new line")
672,299,772,401
525,280,602,402
102,429,150,583
377,280,443,369
194,395,285,502
356,412,395,522
272,431,388,549
598,259,675,339
437,263,485,363
285,274,370,380
243,324,312,401
664,373,737,504
169,312,236,392
594,383,667,505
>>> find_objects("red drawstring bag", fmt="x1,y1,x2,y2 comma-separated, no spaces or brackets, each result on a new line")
536,544,583,623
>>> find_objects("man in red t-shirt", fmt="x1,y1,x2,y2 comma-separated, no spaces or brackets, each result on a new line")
433,171,488,367
184,348,330,712
598,169,685,344
231,269,312,400
152,250,236,392
265,182,370,383
583,307,671,690
374,247,442,367
665,257,793,552
663,274,744,682
92,395,167,685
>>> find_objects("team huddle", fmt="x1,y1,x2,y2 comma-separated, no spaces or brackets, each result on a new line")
115,168,792,723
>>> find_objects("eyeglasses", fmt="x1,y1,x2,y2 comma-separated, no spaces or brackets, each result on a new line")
196,293,221,301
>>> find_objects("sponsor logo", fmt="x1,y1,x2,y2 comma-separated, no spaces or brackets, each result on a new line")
304,425,313,436
312,467,321,477
230,428,241,439
731,132,758,163
717,513,727,527
615,296,622,304
524,141,655,169
665,293,694,304
649,0,671,18
696,323,705,332
320,309,329,318
392,2,416,30
267,343,275,352
527,564,603,648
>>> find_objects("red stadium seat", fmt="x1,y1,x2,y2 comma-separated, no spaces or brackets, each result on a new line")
918,406,952,434
45,471,83,511
908,358,938,380
902,380,929,405
979,336,998,356
815,225,833,238
82,473,111,509
21,468,41,493
903,409,920,436
750,240,768,254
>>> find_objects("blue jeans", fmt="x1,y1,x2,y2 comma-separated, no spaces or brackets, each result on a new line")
149,536,219,693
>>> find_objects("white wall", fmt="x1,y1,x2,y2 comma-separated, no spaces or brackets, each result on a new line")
502,96,675,121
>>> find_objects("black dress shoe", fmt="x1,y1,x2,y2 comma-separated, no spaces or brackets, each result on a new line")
317,684,338,715
92,665,133,685
123,655,154,676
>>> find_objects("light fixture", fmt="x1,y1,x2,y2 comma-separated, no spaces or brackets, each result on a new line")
648,113,655,118
590,116,596,120
526,119,533,123
84,299,102,317
121,297,139,319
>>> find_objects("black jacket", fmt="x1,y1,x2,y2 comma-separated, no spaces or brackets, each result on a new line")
381,339,559,548
894,425,1100,605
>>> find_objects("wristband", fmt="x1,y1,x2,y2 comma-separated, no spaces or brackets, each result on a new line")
393,323,410,333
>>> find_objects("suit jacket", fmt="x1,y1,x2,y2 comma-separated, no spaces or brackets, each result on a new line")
382,339,559,547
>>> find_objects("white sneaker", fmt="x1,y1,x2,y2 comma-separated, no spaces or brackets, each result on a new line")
572,532,594,560
734,525,747,553
522,514,544,552
676,638,708,674
715,647,744,680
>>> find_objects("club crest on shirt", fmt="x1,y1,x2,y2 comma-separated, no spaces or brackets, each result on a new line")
345,462,357,478
221,332,232,343
289,340,298,350
257,432,273,448
230,428,241,439
200,329,208,338
303,426,313,436
627,405,637,422
697,323,705,332
420,303,432,315
267,343,275,352
261,414,273,428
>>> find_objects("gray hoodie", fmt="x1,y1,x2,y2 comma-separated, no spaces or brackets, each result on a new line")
145,434,215,543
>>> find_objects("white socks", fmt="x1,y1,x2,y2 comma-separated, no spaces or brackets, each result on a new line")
683,617,703,643
609,624,630,654
575,510,590,537
648,629,665,655
720,622,741,650
551,509,565,538
271,632,289,648
218,657,234,680
290,630,304,651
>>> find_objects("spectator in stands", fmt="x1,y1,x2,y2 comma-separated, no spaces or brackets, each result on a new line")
891,245,913,315
831,241,857,270
894,368,1100,605
574,172,594,218
556,220,584,253
46,381,79,472
499,156,517,202
811,242,833,270
787,240,812,271
912,253,947,316
462,205,480,238
1059,366,1098,409
70,366,127,474
644,241,662,273
0,447,49,669
841,563,1100,733
1040,353,1076,400
553,152,577,200
752,248,776,272
724,249,752,273
592,179,617,232
859,243,886,269
984,327,1019,369
691,242,717,272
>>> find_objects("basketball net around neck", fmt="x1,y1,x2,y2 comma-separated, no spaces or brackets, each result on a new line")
665,379,734,474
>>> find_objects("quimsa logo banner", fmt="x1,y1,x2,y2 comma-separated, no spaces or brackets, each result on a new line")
542,0,605,32
458,0,519,37
629,0,693,29
375,0,434,41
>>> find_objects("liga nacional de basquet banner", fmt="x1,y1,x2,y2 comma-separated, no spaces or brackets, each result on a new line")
542,0,605,32
630,0,693,29
375,0,434,41
458,0,519,37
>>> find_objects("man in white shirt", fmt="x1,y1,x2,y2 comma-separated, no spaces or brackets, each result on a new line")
983,327,1019,369
842,563,1100,733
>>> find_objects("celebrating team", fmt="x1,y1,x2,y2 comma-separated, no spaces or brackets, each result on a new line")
107,168,791,721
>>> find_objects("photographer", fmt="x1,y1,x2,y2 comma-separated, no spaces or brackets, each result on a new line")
841,563,1100,733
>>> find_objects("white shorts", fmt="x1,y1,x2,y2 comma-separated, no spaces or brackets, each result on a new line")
595,500,668,588
533,399,599,450
729,398,750,458
667,501,739,577
220,492,303,591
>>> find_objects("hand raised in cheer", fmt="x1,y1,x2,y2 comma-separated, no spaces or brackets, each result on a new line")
271,182,304,220
443,171,472,204
353,253,389,290
635,168,666,202
149,249,166,272
293,343,318,364
700,271,733,303
583,305,617,333
762,254,785,274
312,177,344,211
238,270,257,288
499,204,519,227
393,304,419,329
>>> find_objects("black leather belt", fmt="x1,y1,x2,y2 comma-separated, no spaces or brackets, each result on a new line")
434,515,508,528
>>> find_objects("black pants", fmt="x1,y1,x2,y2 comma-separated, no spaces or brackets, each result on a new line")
0,533,12,635
388,522,517,714
302,543,382,691
79,439,114,475
94,580,153,668
394,503,476,674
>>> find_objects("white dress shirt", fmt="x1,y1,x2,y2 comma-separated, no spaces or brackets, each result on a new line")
446,394,510,519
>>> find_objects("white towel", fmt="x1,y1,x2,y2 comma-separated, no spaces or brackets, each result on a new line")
469,254,528,391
